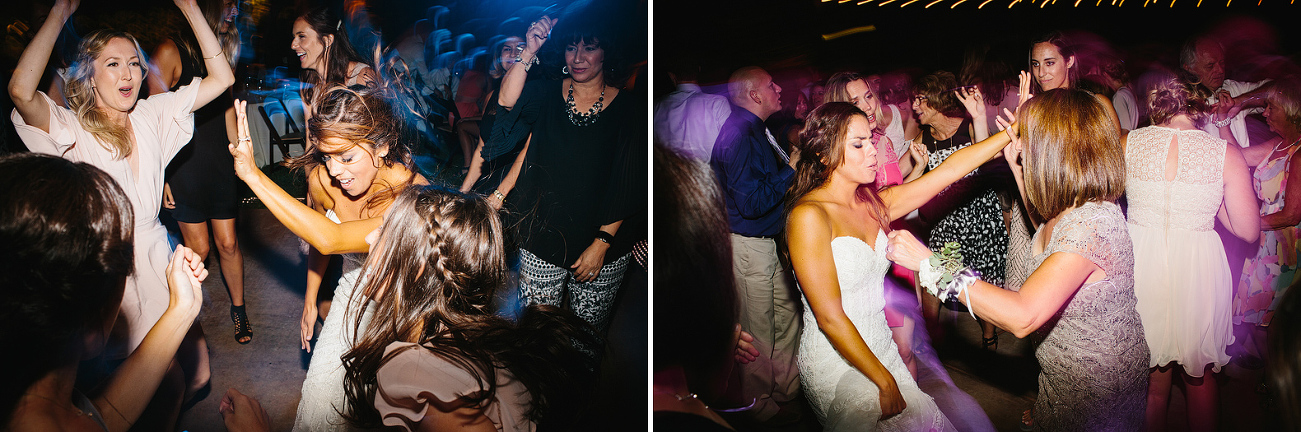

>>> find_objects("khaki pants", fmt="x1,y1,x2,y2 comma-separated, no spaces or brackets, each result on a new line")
731,233,802,420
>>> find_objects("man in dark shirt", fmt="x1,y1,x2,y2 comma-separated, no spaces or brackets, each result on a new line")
709,66,802,425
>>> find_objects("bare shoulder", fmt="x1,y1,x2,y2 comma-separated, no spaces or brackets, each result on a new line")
307,166,336,212
787,199,832,239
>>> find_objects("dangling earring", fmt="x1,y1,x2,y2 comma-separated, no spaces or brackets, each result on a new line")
562,65,570,75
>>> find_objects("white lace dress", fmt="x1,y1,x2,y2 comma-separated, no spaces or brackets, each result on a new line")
293,210,376,431
1125,126,1234,376
797,231,955,432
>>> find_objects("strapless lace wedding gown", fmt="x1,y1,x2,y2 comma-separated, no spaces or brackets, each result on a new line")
293,210,376,431
797,231,954,431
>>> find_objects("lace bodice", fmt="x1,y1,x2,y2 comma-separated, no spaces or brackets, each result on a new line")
1125,126,1226,232
797,231,955,431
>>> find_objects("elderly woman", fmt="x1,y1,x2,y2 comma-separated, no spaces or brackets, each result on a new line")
8,0,234,425
1236,78,1301,381
912,71,1012,349
486,15,640,338
888,89,1149,431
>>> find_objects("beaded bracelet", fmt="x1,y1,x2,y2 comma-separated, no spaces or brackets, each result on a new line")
1212,116,1233,128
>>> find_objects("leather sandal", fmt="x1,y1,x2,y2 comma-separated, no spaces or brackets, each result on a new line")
231,304,253,344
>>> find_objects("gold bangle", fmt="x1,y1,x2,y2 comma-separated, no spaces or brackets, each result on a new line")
204,48,225,60
492,190,506,201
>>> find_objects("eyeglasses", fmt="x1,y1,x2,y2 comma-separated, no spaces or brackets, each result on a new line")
912,95,928,103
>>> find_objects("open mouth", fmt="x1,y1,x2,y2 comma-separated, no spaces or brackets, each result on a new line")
118,86,133,98
338,178,354,189
296,51,307,62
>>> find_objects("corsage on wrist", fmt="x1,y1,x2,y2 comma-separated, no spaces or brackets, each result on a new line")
917,242,982,320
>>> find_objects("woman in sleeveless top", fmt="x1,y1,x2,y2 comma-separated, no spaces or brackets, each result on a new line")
1235,78,1301,377
150,0,251,344
291,7,376,125
890,89,1149,431
1028,31,1121,134
912,71,1012,349
231,85,427,431
1124,72,1258,432
9,0,234,426
786,102,1010,430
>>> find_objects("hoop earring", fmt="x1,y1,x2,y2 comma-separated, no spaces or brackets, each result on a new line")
562,65,569,75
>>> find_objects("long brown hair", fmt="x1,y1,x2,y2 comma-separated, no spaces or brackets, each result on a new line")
288,84,415,214
296,6,372,104
0,153,134,426
786,102,890,230
341,186,593,429
64,30,149,159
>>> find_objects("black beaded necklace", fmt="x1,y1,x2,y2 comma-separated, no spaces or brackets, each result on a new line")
566,80,605,126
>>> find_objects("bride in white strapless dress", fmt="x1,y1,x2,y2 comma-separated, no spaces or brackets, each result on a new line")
786,102,1010,431
293,210,376,431
797,232,952,431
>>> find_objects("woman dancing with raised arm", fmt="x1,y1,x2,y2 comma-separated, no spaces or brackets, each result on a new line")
786,102,1010,430
887,89,1149,431
8,0,233,426
230,84,427,431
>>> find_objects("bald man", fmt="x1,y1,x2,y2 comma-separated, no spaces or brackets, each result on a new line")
709,66,803,425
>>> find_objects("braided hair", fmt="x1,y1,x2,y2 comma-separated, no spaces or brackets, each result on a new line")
341,185,594,429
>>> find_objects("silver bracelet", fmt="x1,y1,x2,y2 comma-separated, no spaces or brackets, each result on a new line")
514,53,539,72
1212,116,1233,128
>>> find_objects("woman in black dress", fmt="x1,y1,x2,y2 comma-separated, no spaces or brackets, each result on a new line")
150,0,249,344
486,14,640,339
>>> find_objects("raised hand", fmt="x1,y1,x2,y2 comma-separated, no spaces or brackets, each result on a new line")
995,110,1022,170
229,100,258,181
956,86,986,119
1017,71,1033,109
523,16,556,55
166,246,207,320
54,0,79,17
909,140,929,169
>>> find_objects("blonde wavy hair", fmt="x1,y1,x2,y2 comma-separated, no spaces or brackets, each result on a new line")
63,30,149,159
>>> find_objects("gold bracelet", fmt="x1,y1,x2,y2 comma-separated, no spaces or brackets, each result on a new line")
203,48,225,60
492,190,506,201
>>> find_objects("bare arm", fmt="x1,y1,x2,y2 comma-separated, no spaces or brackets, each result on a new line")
1262,148,1301,231
1241,138,1278,167
95,248,206,432
300,190,331,352
494,135,531,197
886,229,1098,338
880,130,1011,220
787,204,906,418
147,39,182,97
175,0,234,110
231,100,384,254
498,16,554,110
8,0,77,133
1217,145,1261,241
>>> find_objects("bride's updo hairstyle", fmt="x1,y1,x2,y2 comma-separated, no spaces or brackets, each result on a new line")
1017,89,1125,221
786,102,889,229
1145,70,1212,127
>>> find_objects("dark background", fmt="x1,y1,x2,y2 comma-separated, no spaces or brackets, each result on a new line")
654,0,1301,90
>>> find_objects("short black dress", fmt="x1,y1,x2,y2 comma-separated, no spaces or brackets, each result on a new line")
164,33,238,223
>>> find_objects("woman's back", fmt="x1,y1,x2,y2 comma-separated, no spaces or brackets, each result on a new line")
1125,126,1226,232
